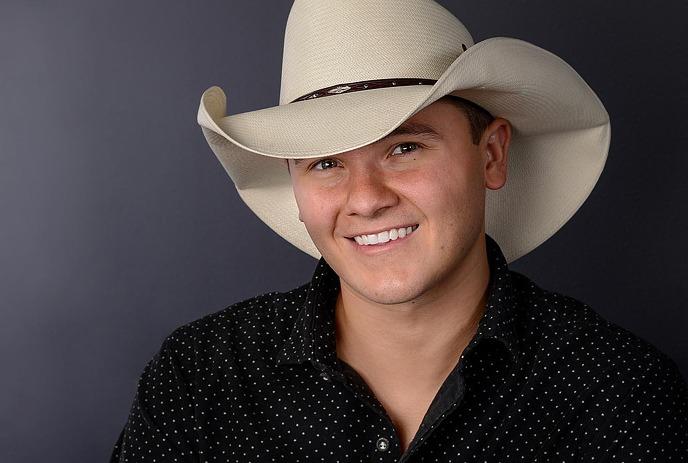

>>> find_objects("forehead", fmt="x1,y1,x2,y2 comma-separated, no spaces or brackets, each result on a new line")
290,99,468,165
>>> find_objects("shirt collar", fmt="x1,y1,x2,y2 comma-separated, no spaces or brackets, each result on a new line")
472,233,522,365
274,233,522,369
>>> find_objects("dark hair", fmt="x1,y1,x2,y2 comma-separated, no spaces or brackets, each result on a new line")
439,95,495,145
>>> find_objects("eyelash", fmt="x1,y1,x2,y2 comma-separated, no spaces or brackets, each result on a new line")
308,142,421,172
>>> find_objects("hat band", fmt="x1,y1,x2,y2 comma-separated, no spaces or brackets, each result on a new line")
290,78,438,103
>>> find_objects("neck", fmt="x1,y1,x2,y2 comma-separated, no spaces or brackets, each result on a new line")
334,234,490,385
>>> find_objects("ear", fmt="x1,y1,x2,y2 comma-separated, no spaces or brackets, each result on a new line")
483,117,511,191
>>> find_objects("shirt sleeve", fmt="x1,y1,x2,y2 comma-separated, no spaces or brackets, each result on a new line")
593,353,688,462
110,326,200,462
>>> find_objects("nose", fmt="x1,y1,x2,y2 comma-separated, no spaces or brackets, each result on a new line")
343,166,399,218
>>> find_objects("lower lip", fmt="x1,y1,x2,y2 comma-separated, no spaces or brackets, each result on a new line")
348,226,419,255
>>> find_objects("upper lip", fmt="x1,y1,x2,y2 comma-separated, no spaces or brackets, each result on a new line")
345,223,418,239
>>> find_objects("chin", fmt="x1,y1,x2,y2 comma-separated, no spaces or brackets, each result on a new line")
349,278,426,305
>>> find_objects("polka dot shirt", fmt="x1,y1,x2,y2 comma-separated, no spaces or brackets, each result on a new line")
111,234,688,462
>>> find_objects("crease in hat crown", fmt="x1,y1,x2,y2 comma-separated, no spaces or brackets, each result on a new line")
279,0,475,105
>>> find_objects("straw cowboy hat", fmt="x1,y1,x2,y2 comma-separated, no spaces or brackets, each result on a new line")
196,0,610,263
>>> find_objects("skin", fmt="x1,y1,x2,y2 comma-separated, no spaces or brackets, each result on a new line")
286,98,511,451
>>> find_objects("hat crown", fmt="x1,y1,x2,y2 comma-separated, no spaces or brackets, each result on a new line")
279,0,474,105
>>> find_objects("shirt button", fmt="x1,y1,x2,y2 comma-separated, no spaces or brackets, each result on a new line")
319,371,330,381
376,437,390,452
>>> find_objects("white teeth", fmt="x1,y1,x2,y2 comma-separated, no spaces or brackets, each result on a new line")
377,230,390,244
354,225,418,246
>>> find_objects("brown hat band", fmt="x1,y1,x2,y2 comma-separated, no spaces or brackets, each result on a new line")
290,78,438,103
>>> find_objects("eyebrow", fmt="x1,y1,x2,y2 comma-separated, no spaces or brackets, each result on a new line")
291,121,442,166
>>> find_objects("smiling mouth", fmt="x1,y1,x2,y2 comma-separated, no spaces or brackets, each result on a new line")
348,224,419,246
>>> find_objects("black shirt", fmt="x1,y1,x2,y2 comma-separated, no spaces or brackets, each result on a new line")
111,234,688,462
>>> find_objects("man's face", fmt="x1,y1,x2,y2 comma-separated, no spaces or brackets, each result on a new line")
287,99,509,306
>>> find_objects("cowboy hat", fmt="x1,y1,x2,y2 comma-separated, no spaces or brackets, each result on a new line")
196,0,610,263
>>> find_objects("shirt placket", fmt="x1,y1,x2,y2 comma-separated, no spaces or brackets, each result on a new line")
397,355,470,462
311,349,472,463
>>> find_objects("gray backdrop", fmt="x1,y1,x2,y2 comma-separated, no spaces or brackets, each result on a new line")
1,1,686,461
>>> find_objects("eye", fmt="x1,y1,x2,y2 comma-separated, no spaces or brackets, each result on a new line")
310,158,340,171
391,142,420,156
308,142,420,172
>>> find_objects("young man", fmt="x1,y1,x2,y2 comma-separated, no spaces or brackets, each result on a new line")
112,0,688,461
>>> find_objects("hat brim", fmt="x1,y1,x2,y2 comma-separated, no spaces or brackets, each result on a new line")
197,37,610,263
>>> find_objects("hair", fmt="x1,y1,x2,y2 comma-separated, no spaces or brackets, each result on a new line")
439,94,495,145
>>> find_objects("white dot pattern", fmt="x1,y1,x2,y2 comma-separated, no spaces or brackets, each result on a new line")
111,234,688,462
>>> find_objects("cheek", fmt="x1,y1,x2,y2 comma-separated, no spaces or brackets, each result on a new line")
292,184,339,233
439,148,484,194
406,156,483,226
403,160,474,203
